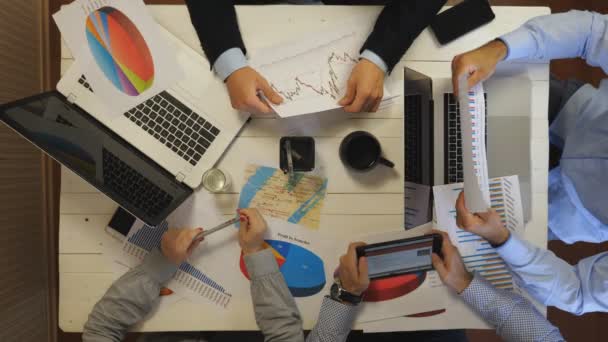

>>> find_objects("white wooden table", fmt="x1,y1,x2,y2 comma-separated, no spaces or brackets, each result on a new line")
59,5,550,332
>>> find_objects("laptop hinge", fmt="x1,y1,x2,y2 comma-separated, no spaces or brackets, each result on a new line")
66,93,77,104
176,172,186,183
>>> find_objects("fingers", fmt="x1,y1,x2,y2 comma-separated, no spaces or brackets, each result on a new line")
455,191,470,228
451,55,467,97
245,94,273,114
467,71,484,91
431,253,447,280
432,229,456,254
344,88,369,113
259,77,283,105
370,92,383,112
339,79,356,106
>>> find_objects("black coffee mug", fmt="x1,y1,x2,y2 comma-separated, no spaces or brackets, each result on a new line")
339,131,395,171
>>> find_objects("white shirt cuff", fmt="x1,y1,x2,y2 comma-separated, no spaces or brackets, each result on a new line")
213,47,249,81
499,27,537,61
495,232,536,267
360,49,388,73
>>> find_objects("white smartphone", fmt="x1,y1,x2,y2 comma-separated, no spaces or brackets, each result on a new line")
105,207,137,242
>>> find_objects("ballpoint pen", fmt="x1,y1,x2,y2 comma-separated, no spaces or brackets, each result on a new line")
192,216,240,242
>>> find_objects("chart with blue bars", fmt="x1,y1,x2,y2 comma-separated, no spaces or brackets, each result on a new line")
449,177,523,291
123,221,232,307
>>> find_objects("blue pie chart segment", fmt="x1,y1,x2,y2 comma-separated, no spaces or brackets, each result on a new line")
267,240,326,297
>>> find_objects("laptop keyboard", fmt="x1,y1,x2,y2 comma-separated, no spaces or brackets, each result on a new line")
102,148,173,218
444,93,487,184
78,75,221,166
404,94,422,183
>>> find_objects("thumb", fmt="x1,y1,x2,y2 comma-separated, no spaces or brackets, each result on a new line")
259,77,283,105
467,70,484,91
185,227,203,241
431,253,447,281
339,80,356,106
358,256,369,280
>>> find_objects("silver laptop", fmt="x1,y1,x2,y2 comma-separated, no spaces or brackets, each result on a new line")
0,26,248,226
404,66,533,224
57,25,249,190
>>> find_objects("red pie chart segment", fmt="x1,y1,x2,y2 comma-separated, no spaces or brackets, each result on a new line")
363,272,426,302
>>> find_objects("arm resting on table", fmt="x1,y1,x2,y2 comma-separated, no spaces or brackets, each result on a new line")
82,249,177,342
305,297,358,342
461,274,564,342
245,249,305,342
496,233,608,315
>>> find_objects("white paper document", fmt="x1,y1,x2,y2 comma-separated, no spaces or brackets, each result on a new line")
53,0,184,117
433,175,525,290
251,24,390,117
458,77,490,213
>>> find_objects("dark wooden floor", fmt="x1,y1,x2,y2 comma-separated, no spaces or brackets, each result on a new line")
54,0,607,341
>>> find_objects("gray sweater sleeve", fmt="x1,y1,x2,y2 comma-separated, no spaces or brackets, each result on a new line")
82,249,177,342
244,249,305,342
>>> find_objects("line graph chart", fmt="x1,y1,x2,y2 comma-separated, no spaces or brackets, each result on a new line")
252,26,386,117
272,52,358,102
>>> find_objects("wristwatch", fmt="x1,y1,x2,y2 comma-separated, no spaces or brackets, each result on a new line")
329,280,363,305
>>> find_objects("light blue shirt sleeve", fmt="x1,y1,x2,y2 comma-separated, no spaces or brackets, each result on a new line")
213,47,249,81
461,274,564,342
496,233,608,315
500,10,608,74
360,49,388,74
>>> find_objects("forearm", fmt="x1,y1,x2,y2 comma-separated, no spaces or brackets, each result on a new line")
306,297,358,342
83,249,177,342
184,0,246,67
246,249,305,342
462,274,564,342
496,233,598,314
500,10,608,72
361,0,446,73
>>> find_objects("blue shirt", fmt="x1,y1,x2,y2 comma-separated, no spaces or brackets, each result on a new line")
501,10,608,244
213,2,389,81
497,233,608,315
497,10,608,314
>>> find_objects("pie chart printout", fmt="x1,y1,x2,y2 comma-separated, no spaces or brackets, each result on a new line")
85,7,155,96
240,240,326,297
363,272,426,302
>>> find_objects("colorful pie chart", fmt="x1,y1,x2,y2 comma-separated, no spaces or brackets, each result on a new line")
85,7,154,96
240,240,326,297
363,272,426,302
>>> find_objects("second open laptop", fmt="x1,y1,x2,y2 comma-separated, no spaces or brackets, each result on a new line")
404,66,534,225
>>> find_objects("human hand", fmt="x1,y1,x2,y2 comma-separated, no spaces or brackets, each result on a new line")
430,230,473,294
455,191,510,246
337,242,370,296
339,59,385,113
226,67,283,115
161,227,204,266
238,208,268,255
451,39,508,96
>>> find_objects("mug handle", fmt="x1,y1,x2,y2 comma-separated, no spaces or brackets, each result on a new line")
379,157,395,168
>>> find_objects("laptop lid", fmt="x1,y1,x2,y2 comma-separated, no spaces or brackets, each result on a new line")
403,67,434,229
0,91,192,226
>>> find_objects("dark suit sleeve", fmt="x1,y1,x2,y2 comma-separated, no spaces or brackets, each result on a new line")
360,0,447,73
184,0,247,67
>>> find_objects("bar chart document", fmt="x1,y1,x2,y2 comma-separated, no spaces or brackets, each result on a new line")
251,25,390,117
433,175,525,291
458,76,490,213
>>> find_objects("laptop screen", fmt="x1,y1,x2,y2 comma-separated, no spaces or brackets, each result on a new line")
0,92,192,226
